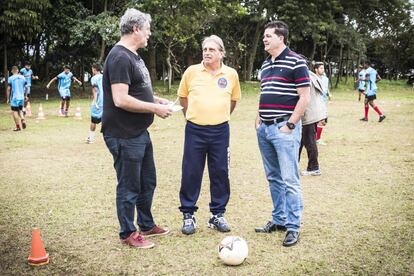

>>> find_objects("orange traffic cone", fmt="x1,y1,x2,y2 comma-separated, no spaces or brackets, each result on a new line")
28,228,49,266
37,104,45,119
74,106,82,120
26,102,32,117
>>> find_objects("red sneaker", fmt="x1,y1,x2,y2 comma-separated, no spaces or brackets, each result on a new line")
140,225,170,237
121,232,155,249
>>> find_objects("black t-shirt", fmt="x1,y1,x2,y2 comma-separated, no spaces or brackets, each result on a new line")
102,45,154,138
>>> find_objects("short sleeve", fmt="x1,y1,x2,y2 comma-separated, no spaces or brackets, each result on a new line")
293,59,310,88
177,68,190,97
231,71,241,101
107,55,132,85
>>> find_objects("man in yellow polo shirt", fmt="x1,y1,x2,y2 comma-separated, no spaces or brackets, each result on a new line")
178,35,241,235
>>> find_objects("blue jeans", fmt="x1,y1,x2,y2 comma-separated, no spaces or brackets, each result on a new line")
104,131,156,239
257,120,303,232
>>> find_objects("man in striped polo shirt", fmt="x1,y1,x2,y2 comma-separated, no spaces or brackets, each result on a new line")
254,21,310,247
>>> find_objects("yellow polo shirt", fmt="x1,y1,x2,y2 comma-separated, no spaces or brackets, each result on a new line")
178,62,241,125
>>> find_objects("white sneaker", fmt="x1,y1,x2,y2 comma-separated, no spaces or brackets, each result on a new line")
86,137,94,144
301,169,321,176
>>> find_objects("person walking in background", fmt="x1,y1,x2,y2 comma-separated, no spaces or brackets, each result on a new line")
355,65,366,102
178,35,241,235
86,63,103,144
46,65,82,117
102,8,172,249
300,65,327,176
7,66,27,131
360,61,386,122
20,62,38,114
254,21,310,247
314,62,331,145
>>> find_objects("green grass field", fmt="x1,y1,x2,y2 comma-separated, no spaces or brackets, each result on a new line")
0,81,413,275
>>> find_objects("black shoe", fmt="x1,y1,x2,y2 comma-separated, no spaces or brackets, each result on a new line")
379,115,386,122
182,213,196,235
255,221,286,233
360,117,368,121
208,213,231,232
283,231,300,247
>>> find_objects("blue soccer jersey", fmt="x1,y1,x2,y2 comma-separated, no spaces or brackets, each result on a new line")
8,75,26,100
358,69,366,90
365,67,378,96
20,68,33,86
90,73,104,118
320,74,329,103
57,71,73,96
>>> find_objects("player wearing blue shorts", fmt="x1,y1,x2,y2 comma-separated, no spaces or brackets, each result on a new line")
46,65,82,117
360,61,385,122
86,63,103,144
7,66,27,131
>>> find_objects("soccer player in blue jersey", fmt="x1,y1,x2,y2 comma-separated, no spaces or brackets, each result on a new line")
20,62,38,99
86,63,103,144
46,65,82,117
360,61,385,122
7,66,27,131
354,65,366,102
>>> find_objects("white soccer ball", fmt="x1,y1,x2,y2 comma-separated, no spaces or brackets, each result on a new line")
218,236,248,266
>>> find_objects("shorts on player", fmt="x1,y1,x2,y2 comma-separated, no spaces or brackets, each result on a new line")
61,96,71,101
91,116,102,124
59,89,71,98
26,86,31,95
365,94,377,101
358,89,365,93
10,99,24,111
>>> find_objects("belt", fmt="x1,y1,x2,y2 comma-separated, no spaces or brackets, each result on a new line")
262,115,290,126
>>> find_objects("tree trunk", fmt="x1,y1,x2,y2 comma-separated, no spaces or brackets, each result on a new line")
309,39,316,62
148,42,157,84
3,39,8,84
246,21,263,81
98,39,106,64
166,45,172,94
334,43,343,88
344,47,350,85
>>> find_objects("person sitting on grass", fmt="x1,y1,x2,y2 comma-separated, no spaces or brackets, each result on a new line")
6,66,27,131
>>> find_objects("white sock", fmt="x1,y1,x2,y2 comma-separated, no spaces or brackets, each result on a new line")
89,131,95,140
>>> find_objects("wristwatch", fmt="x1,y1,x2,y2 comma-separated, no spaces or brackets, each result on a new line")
286,121,295,130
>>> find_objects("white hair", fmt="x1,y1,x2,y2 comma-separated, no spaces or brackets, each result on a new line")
202,35,226,58
119,8,151,35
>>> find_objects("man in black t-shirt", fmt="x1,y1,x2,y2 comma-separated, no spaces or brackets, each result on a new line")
102,8,172,249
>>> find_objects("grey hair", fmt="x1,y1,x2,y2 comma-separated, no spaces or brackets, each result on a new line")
202,35,226,58
119,8,151,35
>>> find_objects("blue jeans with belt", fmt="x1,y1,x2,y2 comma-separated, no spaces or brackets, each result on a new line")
104,131,156,239
257,120,303,232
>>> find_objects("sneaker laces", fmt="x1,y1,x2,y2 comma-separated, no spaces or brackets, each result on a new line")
131,233,144,242
184,218,193,226
215,216,227,225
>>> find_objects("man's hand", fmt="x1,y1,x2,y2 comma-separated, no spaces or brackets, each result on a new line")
279,124,292,134
154,104,172,119
78,81,82,86
46,84,50,89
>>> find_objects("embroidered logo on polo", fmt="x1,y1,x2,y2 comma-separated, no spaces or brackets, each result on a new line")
217,77,228,89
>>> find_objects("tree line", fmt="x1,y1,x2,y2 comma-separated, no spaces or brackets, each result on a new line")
1,0,413,91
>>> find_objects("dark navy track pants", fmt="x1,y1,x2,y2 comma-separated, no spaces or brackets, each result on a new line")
179,121,230,215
